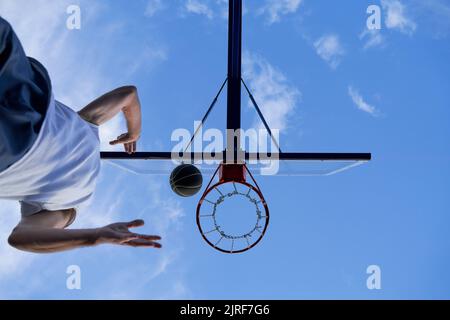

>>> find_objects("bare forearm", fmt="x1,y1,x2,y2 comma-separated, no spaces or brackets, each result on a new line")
122,91,142,137
78,86,142,131
8,227,100,253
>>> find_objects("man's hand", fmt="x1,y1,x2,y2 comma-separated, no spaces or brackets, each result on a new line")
97,219,162,248
109,133,140,154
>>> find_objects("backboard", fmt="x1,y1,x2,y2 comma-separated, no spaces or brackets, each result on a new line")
101,151,371,177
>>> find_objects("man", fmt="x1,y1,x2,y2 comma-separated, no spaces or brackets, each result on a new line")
0,17,162,253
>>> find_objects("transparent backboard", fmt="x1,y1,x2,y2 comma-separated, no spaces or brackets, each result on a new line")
102,152,370,177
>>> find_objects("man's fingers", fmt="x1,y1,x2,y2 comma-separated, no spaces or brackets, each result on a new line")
127,219,145,228
110,138,128,146
129,232,161,241
109,138,127,146
134,234,162,241
119,234,139,243
109,139,119,145
123,142,137,154
109,134,133,146
123,239,162,248
110,134,125,145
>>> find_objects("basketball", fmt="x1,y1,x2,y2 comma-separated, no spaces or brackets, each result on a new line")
170,164,203,197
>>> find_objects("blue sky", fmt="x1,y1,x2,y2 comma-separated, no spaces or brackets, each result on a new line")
0,0,449,299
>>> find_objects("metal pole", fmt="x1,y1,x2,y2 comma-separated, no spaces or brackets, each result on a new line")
226,0,243,155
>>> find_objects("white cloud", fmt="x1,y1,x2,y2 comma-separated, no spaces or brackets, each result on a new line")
314,34,345,69
215,0,231,19
259,0,303,24
360,1,416,49
145,0,165,17
348,86,379,116
360,29,386,50
136,179,185,235
73,173,126,228
185,0,214,19
243,52,300,132
381,0,417,35
127,46,168,77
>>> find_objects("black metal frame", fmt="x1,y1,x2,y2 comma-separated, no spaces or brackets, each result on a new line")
100,0,372,164
227,0,242,140
100,151,371,162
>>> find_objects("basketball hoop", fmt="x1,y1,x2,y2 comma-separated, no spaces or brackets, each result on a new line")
99,0,372,254
196,163,270,254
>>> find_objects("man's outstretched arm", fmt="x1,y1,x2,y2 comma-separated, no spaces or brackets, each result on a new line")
8,213,161,254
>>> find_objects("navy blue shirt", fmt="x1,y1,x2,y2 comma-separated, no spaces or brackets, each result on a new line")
0,17,51,173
